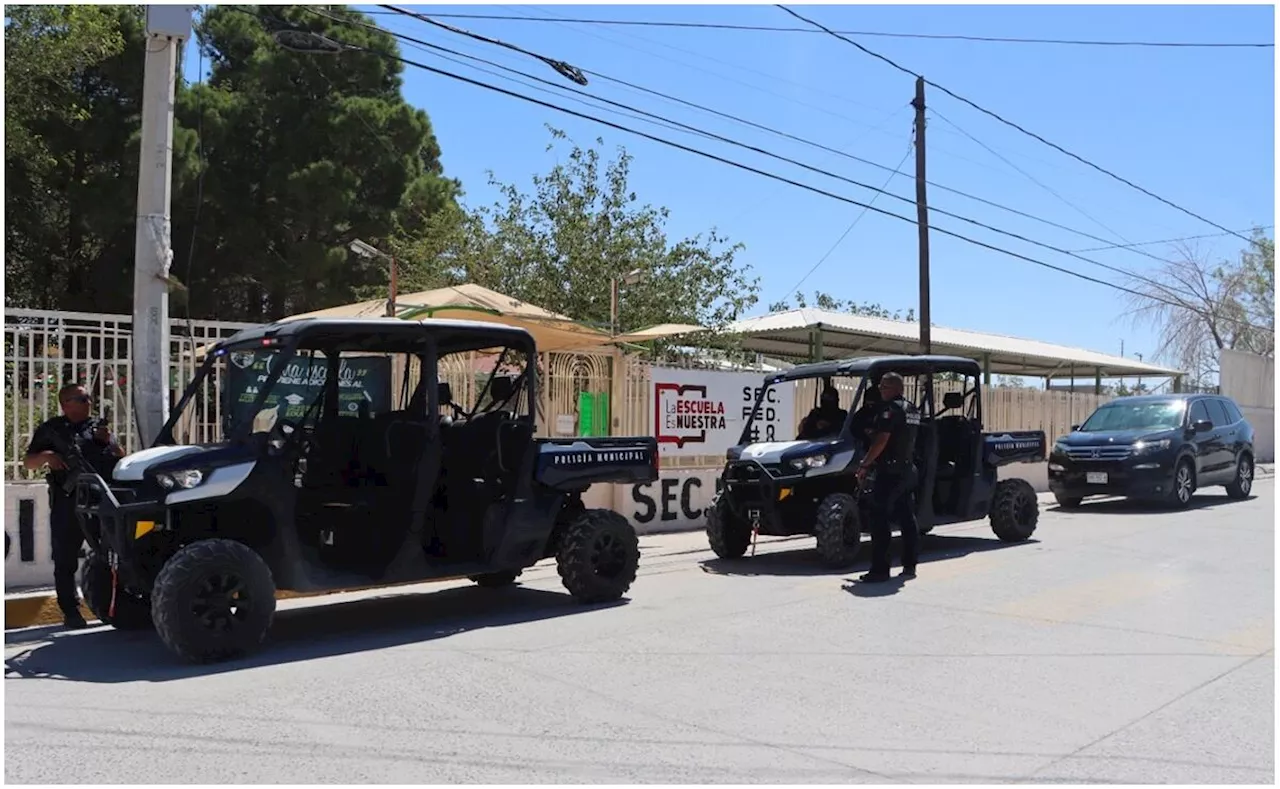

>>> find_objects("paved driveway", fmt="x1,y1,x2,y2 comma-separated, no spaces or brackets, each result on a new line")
6,482,1273,783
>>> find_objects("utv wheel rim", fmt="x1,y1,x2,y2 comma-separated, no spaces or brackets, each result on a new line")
1240,460,1253,494
1015,490,1037,524
589,533,628,578
1176,467,1192,503
192,573,251,632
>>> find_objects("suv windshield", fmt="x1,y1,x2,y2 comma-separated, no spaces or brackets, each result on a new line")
1080,400,1185,432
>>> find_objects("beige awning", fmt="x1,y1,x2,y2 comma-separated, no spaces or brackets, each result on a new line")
192,283,705,357
614,323,708,343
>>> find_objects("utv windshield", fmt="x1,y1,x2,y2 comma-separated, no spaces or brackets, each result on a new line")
159,340,396,445
1079,400,1186,433
737,374,864,445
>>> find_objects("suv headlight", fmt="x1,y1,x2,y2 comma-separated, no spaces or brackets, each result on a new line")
1132,439,1171,454
789,454,829,471
157,469,204,490
1052,441,1070,455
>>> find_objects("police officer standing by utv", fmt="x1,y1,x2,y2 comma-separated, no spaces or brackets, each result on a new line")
23,383,125,628
854,372,922,582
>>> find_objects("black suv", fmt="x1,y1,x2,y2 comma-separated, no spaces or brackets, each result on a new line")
1048,393,1255,509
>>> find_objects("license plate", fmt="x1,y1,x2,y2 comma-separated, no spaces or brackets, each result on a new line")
1086,472,1108,485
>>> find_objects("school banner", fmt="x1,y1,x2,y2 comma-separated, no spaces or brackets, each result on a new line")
225,351,392,425
650,367,795,457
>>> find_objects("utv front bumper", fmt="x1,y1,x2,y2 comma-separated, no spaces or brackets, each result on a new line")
719,460,809,535
73,472,167,584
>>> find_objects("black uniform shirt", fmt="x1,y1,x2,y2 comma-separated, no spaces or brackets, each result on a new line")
870,396,921,467
25,416,121,490
800,404,848,439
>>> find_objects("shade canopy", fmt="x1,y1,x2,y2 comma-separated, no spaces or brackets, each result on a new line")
192,284,710,358
724,308,1183,380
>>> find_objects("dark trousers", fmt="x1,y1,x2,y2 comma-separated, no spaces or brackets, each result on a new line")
868,466,920,575
48,488,84,616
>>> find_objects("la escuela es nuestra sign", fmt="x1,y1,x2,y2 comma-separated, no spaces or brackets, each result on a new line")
650,367,795,458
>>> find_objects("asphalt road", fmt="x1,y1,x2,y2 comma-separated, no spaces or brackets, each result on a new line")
6,482,1274,784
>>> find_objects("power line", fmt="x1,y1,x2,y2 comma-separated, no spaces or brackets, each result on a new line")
371,9,1206,307
491,3,905,138
927,107,1134,248
377,4,586,84
1070,227,1273,253
275,28,1270,335
372,6,1200,266
776,5,1256,245
305,6,722,144
358,10,1275,49
369,8,1251,317
783,144,914,301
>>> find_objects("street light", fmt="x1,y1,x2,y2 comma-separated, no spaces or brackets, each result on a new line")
349,238,398,317
610,268,645,337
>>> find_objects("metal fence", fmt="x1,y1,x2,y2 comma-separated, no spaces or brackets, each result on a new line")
4,309,254,479
7,309,1119,478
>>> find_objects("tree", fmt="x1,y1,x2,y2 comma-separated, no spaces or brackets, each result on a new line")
5,6,199,312
767,290,915,321
5,4,458,321
391,127,760,334
1124,229,1274,388
172,5,459,321
4,5,127,164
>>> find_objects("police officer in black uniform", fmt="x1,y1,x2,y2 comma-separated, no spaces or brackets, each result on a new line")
23,383,124,628
797,384,847,440
854,372,922,582
849,382,883,443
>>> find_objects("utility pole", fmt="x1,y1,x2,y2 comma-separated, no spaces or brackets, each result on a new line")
912,76,931,355
132,6,192,446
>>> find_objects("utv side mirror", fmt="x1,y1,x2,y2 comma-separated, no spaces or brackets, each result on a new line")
942,392,964,410
1193,419,1214,433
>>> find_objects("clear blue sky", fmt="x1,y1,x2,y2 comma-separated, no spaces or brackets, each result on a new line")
193,4,1275,376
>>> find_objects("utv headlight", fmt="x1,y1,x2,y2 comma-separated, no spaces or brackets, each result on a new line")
789,454,829,471
157,469,204,490
1133,439,1171,454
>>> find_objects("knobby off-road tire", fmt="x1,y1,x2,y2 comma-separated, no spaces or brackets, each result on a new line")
557,509,640,604
151,538,276,664
1225,454,1254,500
706,498,751,560
814,493,862,568
1167,458,1196,510
990,478,1039,542
469,570,523,588
78,553,153,630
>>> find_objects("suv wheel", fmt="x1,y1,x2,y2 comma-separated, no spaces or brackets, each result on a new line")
706,498,751,560
814,493,862,568
151,539,276,663
1226,455,1254,500
78,553,153,630
990,478,1038,542
1168,459,1196,509
556,509,640,604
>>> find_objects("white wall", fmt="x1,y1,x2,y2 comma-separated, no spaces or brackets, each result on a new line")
4,463,1051,591
4,482,56,591
1220,349,1275,462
